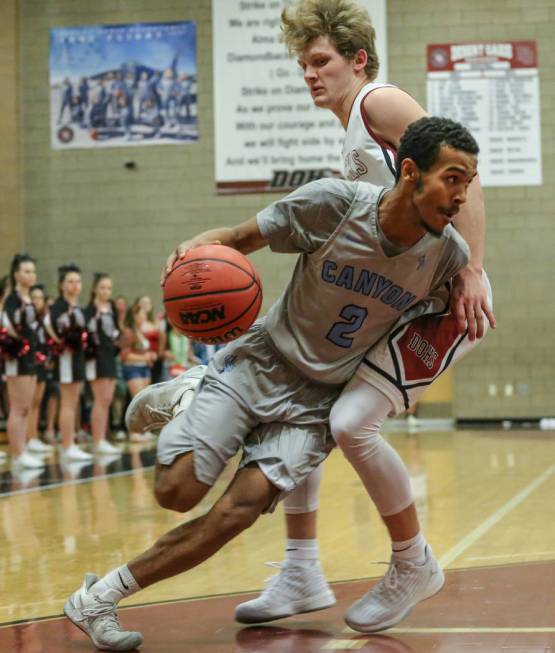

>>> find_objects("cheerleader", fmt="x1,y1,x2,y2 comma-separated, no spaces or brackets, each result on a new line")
0,254,45,468
84,273,121,455
26,283,55,455
47,264,92,462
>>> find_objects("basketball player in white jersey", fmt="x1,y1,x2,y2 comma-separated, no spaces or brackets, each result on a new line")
65,117,478,650
232,0,496,633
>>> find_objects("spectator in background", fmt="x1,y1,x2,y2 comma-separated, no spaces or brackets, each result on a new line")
163,319,198,379
114,295,128,332
84,273,121,456
137,295,166,384
121,302,157,443
111,295,129,442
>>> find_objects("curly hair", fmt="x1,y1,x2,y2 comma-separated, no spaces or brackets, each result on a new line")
281,0,379,80
396,117,479,182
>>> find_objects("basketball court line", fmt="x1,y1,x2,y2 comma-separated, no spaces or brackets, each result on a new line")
389,627,555,634
438,463,555,569
343,627,555,634
467,550,555,562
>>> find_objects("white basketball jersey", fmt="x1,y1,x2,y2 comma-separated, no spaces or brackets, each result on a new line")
342,82,397,186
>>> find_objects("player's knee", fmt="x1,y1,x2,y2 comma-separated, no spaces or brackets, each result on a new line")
329,410,383,460
329,408,358,447
154,478,202,513
215,495,263,536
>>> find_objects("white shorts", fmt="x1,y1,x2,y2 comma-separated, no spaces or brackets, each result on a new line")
356,271,493,415
157,321,339,503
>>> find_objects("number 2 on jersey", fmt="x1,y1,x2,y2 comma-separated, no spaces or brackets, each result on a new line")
326,304,368,348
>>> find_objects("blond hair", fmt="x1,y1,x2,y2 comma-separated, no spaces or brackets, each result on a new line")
281,0,379,80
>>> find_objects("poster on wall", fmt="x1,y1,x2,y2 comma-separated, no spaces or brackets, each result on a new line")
49,21,197,149
427,41,542,186
212,0,387,194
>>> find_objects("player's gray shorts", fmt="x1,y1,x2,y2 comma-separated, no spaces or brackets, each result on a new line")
157,321,341,501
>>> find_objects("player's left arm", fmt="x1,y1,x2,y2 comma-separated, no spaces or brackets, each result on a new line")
364,86,496,340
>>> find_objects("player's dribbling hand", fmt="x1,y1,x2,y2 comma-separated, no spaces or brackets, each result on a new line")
161,239,222,286
451,267,496,341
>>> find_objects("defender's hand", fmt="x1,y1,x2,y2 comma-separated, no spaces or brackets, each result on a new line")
451,268,496,341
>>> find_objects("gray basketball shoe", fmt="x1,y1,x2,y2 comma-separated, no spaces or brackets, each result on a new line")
345,546,444,633
64,573,143,651
125,365,206,434
235,561,336,624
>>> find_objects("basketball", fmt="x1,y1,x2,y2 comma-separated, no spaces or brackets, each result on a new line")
163,244,263,344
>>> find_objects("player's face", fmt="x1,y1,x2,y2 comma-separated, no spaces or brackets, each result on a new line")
298,36,362,110
15,261,37,289
410,146,477,237
95,278,113,302
61,272,82,300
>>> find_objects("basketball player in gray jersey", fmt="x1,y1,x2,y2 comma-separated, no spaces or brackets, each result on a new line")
64,117,478,650
234,0,496,632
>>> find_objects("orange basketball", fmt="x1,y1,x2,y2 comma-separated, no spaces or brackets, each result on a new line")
163,245,263,344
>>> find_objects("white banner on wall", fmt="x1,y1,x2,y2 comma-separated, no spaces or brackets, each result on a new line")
427,41,542,187
212,0,387,193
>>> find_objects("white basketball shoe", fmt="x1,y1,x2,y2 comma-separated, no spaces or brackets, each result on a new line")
125,365,206,434
235,561,336,624
64,573,143,651
345,546,444,633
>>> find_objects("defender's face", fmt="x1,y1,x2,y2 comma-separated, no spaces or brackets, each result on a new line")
298,36,360,110
410,146,477,237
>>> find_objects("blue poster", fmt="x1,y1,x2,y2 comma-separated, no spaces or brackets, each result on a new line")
50,22,197,149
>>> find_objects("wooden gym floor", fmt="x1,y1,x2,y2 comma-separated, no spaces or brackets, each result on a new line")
1,425,554,652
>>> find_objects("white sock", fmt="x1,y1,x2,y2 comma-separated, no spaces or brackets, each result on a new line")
285,538,320,568
392,532,427,565
90,565,141,604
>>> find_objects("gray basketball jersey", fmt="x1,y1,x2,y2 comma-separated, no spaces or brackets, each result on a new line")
257,177,469,385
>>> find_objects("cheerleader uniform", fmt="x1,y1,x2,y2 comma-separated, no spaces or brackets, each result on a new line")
48,297,87,383
84,301,119,381
1,291,39,377
35,313,50,383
